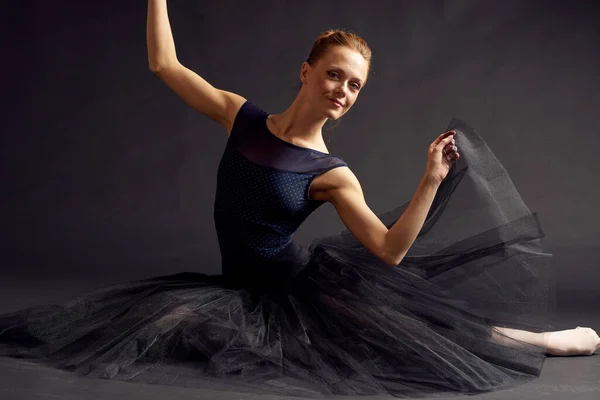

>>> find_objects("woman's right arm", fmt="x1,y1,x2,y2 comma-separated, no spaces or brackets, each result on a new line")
147,0,246,135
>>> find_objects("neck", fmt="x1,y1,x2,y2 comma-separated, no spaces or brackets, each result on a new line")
270,94,328,147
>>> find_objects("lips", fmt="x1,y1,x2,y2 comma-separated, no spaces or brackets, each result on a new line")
328,98,344,107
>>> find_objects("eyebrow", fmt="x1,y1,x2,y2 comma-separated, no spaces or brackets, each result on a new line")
330,66,364,85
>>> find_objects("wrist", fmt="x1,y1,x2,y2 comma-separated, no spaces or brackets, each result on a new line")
422,173,442,188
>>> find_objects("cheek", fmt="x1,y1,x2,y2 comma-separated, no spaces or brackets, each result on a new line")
313,82,334,102
318,78,335,92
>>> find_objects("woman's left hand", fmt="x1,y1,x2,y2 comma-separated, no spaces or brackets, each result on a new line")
425,130,460,183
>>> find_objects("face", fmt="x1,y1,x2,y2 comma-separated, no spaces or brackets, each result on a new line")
301,45,368,120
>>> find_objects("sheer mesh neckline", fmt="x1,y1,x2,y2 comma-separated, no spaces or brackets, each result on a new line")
263,113,333,156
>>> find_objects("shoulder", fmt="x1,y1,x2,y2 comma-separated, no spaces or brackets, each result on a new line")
310,165,362,203
225,97,267,136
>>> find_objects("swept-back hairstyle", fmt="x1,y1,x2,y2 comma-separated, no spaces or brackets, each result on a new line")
305,29,373,85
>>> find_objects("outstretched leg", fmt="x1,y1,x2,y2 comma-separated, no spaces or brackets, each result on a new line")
319,294,600,356
492,326,600,356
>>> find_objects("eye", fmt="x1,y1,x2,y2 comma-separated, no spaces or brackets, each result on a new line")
328,71,361,90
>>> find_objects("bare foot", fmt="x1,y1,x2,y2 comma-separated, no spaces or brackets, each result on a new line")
545,326,600,356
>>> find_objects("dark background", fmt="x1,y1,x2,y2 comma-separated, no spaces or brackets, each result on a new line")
1,0,598,307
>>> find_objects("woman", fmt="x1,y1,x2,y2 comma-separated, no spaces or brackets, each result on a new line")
1,0,598,397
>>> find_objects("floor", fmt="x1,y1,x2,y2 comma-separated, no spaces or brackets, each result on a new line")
0,277,598,400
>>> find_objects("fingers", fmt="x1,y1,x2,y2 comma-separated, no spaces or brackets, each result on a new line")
432,130,456,147
443,138,460,162
431,133,456,156
430,130,460,164
444,143,460,162
443,143,457,155
447,151,460,162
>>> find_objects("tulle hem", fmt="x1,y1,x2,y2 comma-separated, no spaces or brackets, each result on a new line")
0,118,556,398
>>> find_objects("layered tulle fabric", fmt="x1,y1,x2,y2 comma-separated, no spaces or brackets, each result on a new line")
0,118,556,398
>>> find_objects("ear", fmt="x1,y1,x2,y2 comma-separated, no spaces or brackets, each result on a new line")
300,61,310,84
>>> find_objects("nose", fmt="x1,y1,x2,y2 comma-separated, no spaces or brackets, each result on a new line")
338,82,351,93
334,85,348,99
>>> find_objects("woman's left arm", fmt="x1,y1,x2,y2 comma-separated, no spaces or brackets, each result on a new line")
315,166,399,266
320,131,456,266
318,166,440,267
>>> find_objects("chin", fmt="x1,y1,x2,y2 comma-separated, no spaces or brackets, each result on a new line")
325,106,345,119
324,110,342,121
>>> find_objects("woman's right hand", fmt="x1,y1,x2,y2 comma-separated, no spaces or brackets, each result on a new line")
425,130,459,184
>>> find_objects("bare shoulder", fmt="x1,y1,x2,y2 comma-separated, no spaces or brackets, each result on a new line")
310,166,362,202
220,90,248,136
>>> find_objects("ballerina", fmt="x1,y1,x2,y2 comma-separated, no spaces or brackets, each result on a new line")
147,0,598,359
0,0,597,398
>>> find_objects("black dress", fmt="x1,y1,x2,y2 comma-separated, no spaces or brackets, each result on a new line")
0,100,556,398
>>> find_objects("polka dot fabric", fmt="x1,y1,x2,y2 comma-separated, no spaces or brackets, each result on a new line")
214,100,347,269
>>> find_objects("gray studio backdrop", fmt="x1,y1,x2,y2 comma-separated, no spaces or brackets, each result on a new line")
2,1,598,304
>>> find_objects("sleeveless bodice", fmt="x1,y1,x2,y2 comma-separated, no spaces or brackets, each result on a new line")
214,100,347,279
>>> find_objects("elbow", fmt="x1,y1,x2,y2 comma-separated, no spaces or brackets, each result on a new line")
380,233,406,267
385,256,404,267
149,63,169,74
383,258,398,267
380,248,405,267
148,58,179,74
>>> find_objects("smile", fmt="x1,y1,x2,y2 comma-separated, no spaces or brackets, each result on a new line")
329,98,343,107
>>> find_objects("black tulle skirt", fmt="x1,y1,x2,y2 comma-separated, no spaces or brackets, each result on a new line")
0,119,556,398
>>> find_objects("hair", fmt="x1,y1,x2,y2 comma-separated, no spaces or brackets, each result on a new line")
305,29,373,85
295,29,374,134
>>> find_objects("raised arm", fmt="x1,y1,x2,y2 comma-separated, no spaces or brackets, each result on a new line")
146,0,246,135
